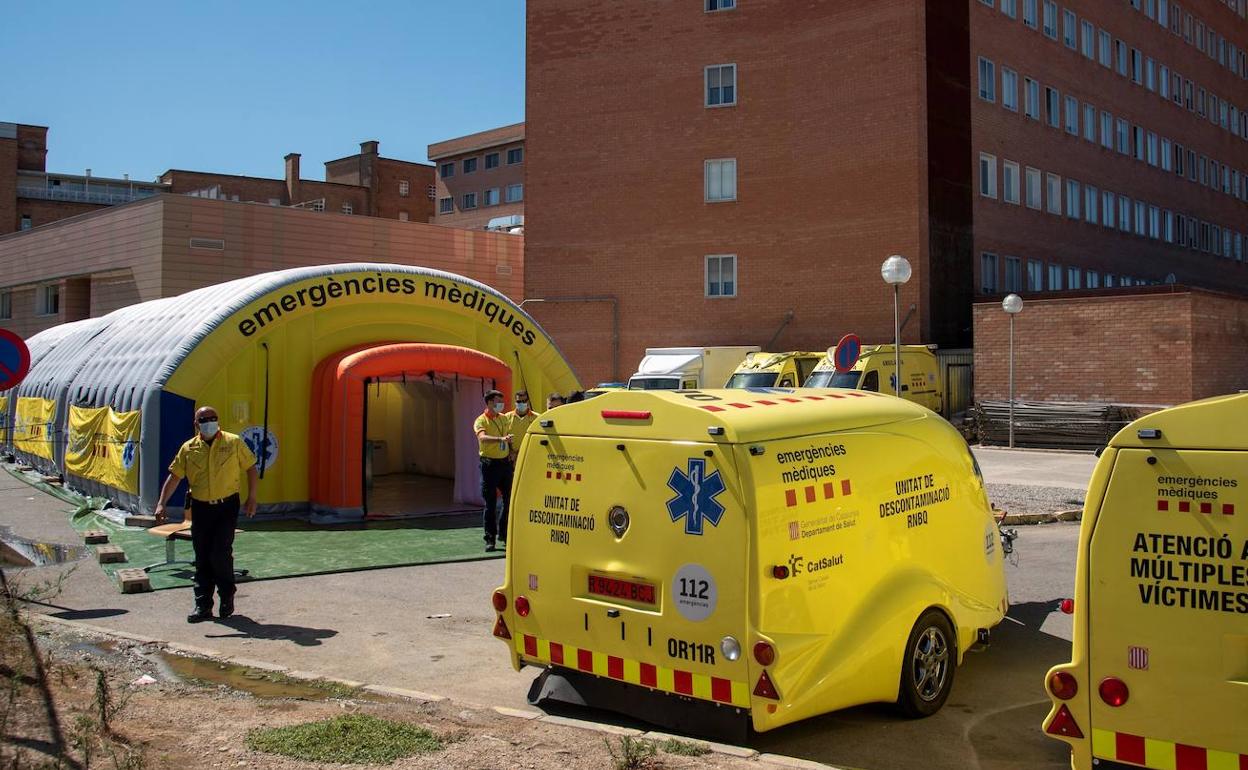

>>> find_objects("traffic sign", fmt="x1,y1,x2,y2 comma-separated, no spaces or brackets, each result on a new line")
0,329,31,391
832,334,861,374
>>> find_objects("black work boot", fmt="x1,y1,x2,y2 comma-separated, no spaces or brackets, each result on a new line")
218,595,235,619
187,607,213,623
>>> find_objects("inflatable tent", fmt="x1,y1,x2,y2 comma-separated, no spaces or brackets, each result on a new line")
1,264,580,522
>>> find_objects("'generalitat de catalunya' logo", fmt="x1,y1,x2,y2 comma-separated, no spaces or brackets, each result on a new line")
666,458,726,536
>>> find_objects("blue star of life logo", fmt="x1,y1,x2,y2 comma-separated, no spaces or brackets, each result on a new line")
121,440,137,470
665,458,726,536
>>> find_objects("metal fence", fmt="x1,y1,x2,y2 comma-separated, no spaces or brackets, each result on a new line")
935,348,974,418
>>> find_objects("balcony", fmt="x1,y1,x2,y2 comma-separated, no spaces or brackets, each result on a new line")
16,185,164,206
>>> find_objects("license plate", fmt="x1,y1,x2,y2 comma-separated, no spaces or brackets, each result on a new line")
588,574,656,605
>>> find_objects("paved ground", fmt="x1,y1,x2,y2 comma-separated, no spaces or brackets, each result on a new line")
3,447,1092,770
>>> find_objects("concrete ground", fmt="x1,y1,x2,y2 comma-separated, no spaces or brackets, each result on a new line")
4,447,1092,770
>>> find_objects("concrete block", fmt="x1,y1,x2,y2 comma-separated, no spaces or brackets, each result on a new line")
96,544,126,564
362,683,447,702
537,713,643,736
642,731,758,758
759,753,843,769
125,515,158,528
115,568,151,593
493,706,542,720
83,530,109,544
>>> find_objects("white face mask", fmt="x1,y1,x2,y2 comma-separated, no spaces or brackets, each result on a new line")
516,402,529,415
491,402,505,413
199,421,220,438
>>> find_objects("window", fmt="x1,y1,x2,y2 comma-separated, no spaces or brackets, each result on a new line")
463,157,478,174
1163,209,1174,242
440,162,455,179
1081,20,1095,58
1027,259,1043,291
1064,95,1079,135
1025,78,1040,119
1103,190,1116,228
1148,205,1160,238
1065,178,1081,218
1004,256,1023,292
1042,0,1057,37
1119,195,1131,232
1067,266,1083,289
1099,30,1112,66
1145,57,1155,90
507,147,524,164
1048,263,1063,290
1101,111,1113,148
505,183,524,203
462,192,477,210
1132,125,1145,161
36,284,59,316
1085,184,1099,224
19,215,32,231
398,211,409,222
1159,64,1170,98
1023,0,1037,28
979,154,998,198
1105,274,1116,288
1062,9,1077,47
1003,161,1020,204
706,254,737,297
485,152,500,170
1001,67,1018,111
438,197,453,214
981,253,999,293
1116,118,1130,154
706,0,735,10
1025,167,1042,208
398,180,410,197
1115,39,1129,76
1046,173,1062,214
341,202,353,215
1131,48,1142,83
484,188,500,206
1083,103,1096,142
705,64,737,106
1146,132,1158,166
0,291,10,320
1046,87,1060,128
1086,270,1100,289
705,158,737,201
1002,0,1017,17
1134,201,1146,235
978,58,996,101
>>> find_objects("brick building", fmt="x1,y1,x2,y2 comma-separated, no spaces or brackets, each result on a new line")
428,123,525,231
0,195,523,339
524,1,1248,385
973,286,1248,405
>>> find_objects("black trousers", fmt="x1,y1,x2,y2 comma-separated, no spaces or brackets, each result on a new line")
189,494,240,610
480,457,513,544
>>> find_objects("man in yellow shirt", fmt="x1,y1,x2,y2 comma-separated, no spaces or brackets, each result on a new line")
505,390,540,463
154,406,258,623
474,389,512,552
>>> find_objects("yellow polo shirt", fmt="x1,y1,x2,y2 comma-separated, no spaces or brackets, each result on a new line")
474,411,511,460
168,431,257,502
505,409,540,460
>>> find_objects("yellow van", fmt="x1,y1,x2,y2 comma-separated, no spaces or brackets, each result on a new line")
725,352,824,390
1042,393,1247,770
804,344,943,415
492,388,1008,737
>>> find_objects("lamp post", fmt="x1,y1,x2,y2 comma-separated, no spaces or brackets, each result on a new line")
880,255,912,398
1002,293,1024,448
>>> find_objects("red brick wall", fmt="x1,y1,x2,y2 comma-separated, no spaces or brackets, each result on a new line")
373,157,435,223
969,289,1239,406
0,137,15,235
16,198,109,230
432,143,524,230
526,1,935,385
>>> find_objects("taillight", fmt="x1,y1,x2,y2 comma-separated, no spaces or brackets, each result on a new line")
1048,672,1078,700
753,641,776,667
1045,704,1084,738
771,565,789,579
601,410,652,420
492,615,511,640
1099,677,1129,707
492,590,508,612
514,596,531,617
1060,598,1075,615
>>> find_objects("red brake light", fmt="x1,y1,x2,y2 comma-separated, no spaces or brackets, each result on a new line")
771,565,789,579
492,615,511,640
1045,704,1084,738
1060,598,1075,615
601,410,652,420
753,641,776,667
492,590,508,612
1099,677,1129,707
1048,671,1078,700
753,670,781,700
514,596,531,617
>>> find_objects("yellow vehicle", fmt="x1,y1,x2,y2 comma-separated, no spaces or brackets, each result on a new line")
492,388,1008,737
804,344,943,415
725,352,823,390
1042,393,1248,770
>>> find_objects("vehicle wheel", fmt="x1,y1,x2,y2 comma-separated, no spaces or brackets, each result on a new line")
896,609,956,718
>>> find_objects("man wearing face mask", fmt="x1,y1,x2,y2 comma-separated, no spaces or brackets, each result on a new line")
474,390,513,552
154,406,258,623
504,390,539,464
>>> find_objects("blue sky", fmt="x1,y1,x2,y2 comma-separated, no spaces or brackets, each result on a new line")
3,1,525,181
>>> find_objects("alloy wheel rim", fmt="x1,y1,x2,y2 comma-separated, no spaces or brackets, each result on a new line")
912,626,950,702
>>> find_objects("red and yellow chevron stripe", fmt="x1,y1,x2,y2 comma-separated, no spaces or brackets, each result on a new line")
1092,728,1248,770
516,633,750,708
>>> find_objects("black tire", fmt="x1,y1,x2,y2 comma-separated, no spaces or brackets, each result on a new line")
896,609,957,718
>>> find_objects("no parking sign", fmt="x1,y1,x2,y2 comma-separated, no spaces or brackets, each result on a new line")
831,334,861,374
0,329,30,391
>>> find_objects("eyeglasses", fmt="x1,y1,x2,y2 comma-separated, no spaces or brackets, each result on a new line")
196,416,218,424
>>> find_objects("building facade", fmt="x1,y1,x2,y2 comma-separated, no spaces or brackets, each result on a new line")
0,195,523,339
525,1,1248,386
428,123,525,230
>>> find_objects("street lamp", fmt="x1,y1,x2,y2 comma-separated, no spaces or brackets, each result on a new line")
1002,293,1024,448
880,255,912,398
